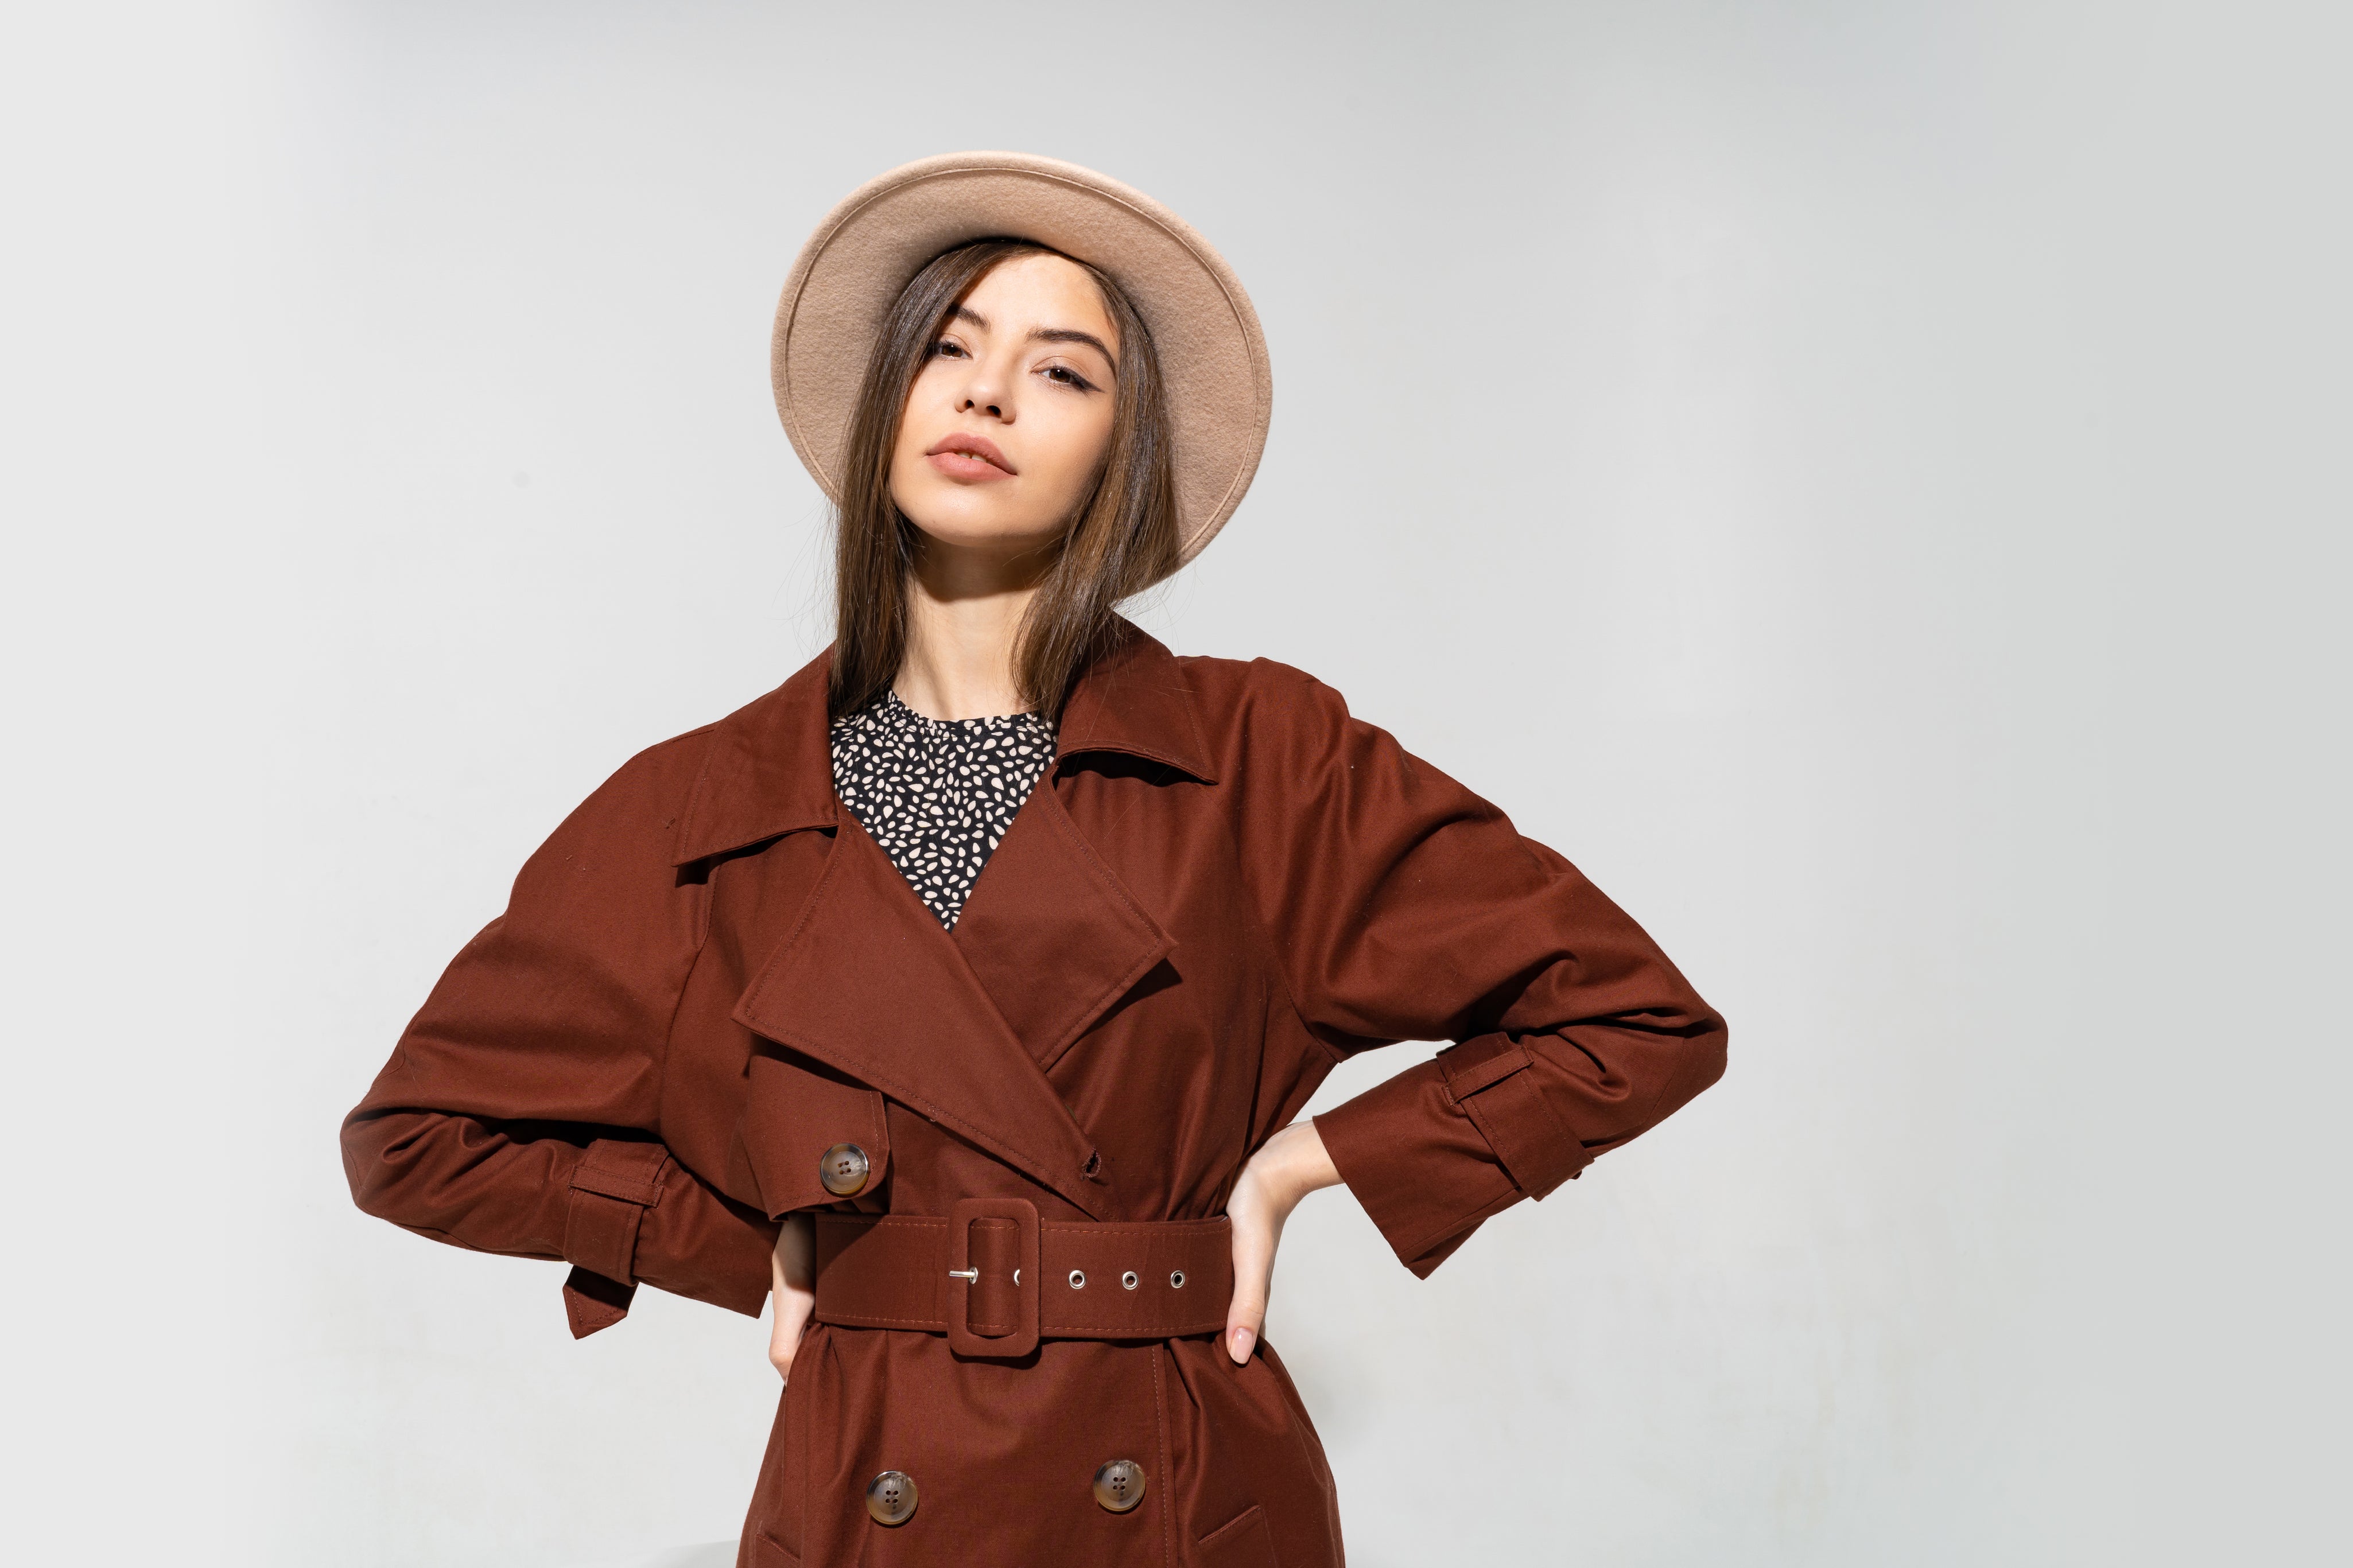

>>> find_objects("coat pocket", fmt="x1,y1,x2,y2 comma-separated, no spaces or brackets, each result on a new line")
740,1353,810,1567
1195,1504,1279,1568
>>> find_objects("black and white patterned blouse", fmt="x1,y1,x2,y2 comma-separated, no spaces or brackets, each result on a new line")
829,689,1058,928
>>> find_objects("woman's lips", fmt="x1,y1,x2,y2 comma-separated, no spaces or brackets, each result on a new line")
925,433,1015,480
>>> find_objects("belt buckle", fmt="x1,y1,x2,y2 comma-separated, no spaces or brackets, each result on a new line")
946,1197,1040,1359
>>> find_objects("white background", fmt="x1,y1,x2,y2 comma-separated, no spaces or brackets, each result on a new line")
4,3,2346,1565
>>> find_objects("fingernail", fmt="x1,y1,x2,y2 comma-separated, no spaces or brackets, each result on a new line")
1230,1328,1255,1361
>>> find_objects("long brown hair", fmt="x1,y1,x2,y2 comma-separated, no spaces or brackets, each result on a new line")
826,239,1179,721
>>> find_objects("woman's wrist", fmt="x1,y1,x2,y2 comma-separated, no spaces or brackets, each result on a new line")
1254,1119,1343,1207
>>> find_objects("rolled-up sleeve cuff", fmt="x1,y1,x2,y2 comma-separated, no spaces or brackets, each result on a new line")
562,1139,669,1279
554,1139,778,1336
1315,1036,1592,1278
1435,1034,1592,1197
558,1140,670,1337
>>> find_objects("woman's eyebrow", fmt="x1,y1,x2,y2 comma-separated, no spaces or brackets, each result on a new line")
1030,326,1116,364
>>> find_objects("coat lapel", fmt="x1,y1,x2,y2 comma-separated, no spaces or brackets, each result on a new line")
731,812,1112,1217
950,783,1174,1072
951,628,1214,1069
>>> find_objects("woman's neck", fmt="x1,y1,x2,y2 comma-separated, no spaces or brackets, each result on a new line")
893,544,1045,721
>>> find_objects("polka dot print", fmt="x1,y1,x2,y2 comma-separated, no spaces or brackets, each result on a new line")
830,689,1058,929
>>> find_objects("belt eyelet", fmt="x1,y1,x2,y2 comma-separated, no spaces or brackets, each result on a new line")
1069,1270,1087,1290
1170,1270,1186,1289
1121,1270,1139,1290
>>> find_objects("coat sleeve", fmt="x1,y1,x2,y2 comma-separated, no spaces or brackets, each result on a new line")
1227,664,1727,1278
339,732,776,1336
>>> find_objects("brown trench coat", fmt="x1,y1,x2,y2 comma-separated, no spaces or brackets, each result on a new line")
341,627,1727,1568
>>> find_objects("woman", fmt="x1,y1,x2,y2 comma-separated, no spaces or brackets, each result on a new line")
343,152,1726,1568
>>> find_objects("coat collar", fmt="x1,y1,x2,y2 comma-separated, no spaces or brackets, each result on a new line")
1053,625,1220,785
670,650,838,866
670,620,1214,867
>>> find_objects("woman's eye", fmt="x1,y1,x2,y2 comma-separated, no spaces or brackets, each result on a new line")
1043,365,1095,391
930,339,968,359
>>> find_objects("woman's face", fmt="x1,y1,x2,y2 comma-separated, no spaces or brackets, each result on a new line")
888,252,1121,561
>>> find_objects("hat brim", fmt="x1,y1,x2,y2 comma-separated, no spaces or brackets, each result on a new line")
772,152,1272,569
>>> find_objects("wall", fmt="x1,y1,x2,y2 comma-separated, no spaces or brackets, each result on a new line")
4,3,2345,1563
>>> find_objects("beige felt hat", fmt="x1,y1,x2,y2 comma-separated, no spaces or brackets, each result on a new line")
772,151,1272,567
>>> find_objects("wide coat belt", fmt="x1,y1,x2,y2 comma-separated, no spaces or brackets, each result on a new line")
813,1198,1233,1358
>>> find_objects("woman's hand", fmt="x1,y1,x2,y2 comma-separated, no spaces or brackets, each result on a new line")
768,1212,817,1382
1224,1120,1344,1365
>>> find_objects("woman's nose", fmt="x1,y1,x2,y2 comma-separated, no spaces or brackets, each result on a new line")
954,361,1011,420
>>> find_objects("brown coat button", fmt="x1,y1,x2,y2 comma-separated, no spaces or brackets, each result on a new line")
865,1470,917,1526
820,1143,870,1197
1092,1458,1147,1513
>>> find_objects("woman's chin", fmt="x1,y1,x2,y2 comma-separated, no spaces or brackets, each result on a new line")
903,509,1068,562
